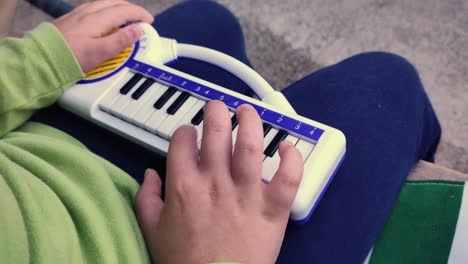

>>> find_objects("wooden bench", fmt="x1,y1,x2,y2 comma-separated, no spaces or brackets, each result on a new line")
409,160,468,181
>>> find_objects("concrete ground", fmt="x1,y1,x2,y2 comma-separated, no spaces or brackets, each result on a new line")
9,0,468,173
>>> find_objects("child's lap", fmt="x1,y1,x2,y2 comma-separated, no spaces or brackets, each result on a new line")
136,2,441,262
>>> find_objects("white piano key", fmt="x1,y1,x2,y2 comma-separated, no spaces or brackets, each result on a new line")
144,90,181,133
110,78,146,115
157,96,199,139
262,151,281,182
295,140,315,161
196,121,204,151
195,120,204,144
169,100,205,137
231,125,239,147
131,84,168,127
119,83,160,122
99,72,134,112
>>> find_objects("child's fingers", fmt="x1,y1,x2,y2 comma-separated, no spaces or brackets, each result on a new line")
199,100,233,176
263,141,303,219
167,125,199,183
93,24,142,63
166,125,200,204
135,169,164,247
51,1,153,72
136,169,164,212
232,104,264,188
93,3,154,34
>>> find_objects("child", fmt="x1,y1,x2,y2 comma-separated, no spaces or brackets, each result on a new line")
0,1,302,263
1,1,441,263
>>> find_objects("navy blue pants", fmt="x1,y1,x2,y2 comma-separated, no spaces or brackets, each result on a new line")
33,1,441,263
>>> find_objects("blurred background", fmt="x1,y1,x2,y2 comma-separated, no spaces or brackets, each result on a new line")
3,0,467,173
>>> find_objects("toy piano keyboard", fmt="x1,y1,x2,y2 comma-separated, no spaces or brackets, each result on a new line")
58,23,346,223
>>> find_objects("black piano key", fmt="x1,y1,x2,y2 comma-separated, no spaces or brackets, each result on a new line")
167,91,190,115
262,123,272,136
191,108,204,125
131,78,155,100
120,73,143,95
153,86,177,109
231,114,238,129
264,129,288,157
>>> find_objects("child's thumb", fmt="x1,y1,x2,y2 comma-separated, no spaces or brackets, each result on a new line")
99,24,142,60
135,168,164,242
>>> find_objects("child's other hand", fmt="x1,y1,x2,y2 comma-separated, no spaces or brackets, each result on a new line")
136,101,304,264
52,0,153,72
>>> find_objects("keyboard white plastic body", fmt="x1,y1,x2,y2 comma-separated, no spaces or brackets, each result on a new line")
58,24,346,223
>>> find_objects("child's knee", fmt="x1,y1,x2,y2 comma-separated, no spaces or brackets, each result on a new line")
339,51,424,102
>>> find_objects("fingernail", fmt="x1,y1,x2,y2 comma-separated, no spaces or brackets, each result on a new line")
282,140,294,148
144,168,153,180
128,25,143,41
237,103,253,113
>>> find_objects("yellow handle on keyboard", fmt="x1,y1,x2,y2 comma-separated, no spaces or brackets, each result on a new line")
85,46,133,79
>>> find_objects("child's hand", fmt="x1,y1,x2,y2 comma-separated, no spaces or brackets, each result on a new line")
52,0,154,72
136,101,304,264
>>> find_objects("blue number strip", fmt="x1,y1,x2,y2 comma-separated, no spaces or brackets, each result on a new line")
127,60,324,142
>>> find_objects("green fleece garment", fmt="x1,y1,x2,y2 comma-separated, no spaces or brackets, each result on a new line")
0,23,150,263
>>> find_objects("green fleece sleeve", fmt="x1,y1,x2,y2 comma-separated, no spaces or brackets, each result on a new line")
0,22,84,137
